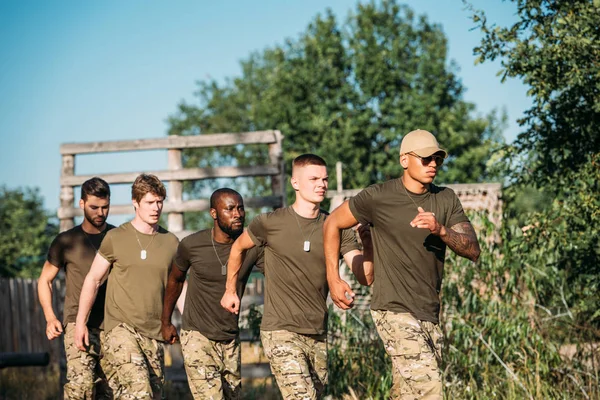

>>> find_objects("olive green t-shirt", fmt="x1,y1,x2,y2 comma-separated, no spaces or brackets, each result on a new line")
47,224,115,328
99,222,179,341
174,229,264,341
349,179,470,324
247,207,359,335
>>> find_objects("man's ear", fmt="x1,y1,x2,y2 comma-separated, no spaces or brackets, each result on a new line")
290,177,299,191
400,154,409,170
210,208,217,220
79,199,85,210
132,198,138,210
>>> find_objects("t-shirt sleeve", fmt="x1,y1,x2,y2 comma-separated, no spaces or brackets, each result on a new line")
348,185,377,225
247,214,268,247
340,227,360,256
98,231,116,263
173,239,191,272
46,235,66,268
446,191,470,228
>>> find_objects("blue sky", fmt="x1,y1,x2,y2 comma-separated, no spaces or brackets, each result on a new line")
0,0,528,215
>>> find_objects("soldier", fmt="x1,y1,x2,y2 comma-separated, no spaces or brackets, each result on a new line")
221,154,371,400
324,130,481,399
75,174,179,399
38,177,114,399
161,188,263,399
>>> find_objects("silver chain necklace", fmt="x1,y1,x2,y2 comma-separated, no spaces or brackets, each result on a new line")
134,227,157,260
210,228,227,275
402,181,433,213
291,207,320,252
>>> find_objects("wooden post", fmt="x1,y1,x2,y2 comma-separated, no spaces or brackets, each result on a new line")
268,130,285,207
336,161,343,194
59,155,75,232
167,149,184,233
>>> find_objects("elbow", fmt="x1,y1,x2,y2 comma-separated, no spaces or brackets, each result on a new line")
471,248,481,263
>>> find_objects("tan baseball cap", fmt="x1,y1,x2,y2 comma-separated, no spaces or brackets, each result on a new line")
399,129,448,158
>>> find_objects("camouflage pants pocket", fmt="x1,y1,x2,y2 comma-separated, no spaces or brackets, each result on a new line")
371,310,442,400
261,330,325,400
63,323,98,399
103,323,161,400
181,329,241,400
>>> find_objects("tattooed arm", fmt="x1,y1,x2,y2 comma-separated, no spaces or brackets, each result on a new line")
439,222,481,262
411,206,481,262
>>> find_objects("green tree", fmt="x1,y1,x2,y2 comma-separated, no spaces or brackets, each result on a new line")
471,0,600,327
168,0,505,225
471,0,600,183
0,186,57,278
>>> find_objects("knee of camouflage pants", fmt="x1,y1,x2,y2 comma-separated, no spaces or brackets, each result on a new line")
180,329,241,400
103,323,164,400
63,322,102,399
261,330,327,400
371,310,443,400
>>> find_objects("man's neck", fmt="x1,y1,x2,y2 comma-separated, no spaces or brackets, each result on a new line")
292,199,320,218
212,226,237,245
401,174,430,194
131,217,158,234
81,220,106,234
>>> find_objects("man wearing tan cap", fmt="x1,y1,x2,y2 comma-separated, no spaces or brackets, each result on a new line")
324,130,481,399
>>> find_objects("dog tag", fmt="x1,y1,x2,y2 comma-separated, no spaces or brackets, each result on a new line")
304,241,311,252
141,250,147,260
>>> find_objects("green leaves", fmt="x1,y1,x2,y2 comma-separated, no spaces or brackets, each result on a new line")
167,0,503,213
0,186,57,278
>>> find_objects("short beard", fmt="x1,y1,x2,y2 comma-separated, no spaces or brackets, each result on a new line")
217,219,243,239
84,210,105,229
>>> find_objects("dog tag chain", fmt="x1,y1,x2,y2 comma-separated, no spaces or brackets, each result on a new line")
292,208,320,252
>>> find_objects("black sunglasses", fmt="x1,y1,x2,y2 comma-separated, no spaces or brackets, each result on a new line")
408,153,445,167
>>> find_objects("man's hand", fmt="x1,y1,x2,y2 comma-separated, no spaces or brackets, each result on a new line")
46,318,63,340
221,291,240,314
161,322,179,344
410,206,442,235
329,278,355,310
74,323,89,351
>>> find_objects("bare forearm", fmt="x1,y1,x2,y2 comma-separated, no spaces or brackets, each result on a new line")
162,278,184,324
225,248,243,293
38,280,57,322
323,219,343,284
439,223,481,262
76,276,100,326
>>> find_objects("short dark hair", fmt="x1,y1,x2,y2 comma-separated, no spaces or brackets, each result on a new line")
131,174,166,203
292,154,327,173
81,177,110,201
210,188,242,209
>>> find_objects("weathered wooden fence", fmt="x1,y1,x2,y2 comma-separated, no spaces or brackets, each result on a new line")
57,130,285,235
0,277,64,369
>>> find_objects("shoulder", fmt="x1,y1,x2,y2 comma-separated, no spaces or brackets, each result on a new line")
105,222,131,238
431,184,459,200
50,225,82,247
357,179,396,197
180,229,209,247
252,207,289,224
157,226,180,244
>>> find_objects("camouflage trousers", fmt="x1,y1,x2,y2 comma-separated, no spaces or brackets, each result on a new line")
371,310,444,400
180,329,241,400
261,330,327,400
63,323,113,399
103,323,165,400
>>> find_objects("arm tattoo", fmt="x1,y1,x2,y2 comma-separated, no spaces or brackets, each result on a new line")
441,222,481,262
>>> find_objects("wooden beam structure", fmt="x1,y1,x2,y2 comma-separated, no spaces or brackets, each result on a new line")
59,131,284,233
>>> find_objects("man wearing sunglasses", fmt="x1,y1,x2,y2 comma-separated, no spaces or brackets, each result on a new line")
324,129,481,399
